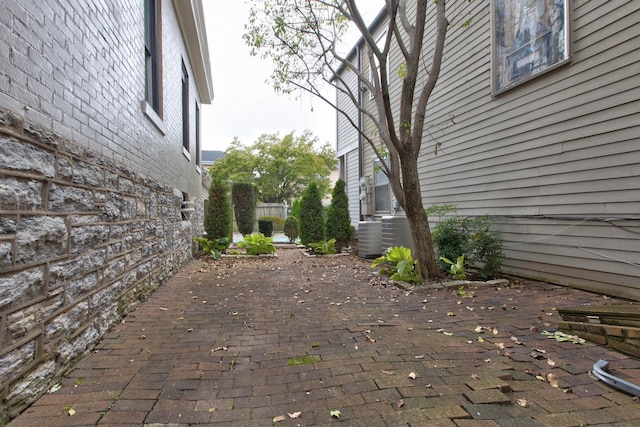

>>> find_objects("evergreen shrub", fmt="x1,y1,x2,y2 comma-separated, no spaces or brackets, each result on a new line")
299,183,325,245
232,183,256,236
326,180,352,252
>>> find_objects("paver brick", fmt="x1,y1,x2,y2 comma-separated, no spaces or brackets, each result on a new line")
8,249,640,427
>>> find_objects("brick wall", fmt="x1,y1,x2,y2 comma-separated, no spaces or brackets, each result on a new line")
0,0,210,420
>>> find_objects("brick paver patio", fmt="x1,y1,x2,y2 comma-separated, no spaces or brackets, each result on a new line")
8,248,640,426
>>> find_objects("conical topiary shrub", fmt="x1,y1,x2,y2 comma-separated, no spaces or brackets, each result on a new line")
326,179,352,252
232,183,256,236
203,179,232,249
299,182,325,246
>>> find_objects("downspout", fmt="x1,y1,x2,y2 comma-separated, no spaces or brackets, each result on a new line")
357,44,364,221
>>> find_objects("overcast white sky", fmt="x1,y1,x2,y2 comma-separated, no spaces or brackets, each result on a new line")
200,1,383,152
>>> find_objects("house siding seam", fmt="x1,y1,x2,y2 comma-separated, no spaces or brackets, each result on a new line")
0,0,211,419
337,1,640,299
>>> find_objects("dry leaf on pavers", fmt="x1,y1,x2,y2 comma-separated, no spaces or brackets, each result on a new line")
208,407,217,412
510,336,524,345
273,415,287,422
160,307,168,311
288,411,302,419
496,342,506,350
547,358,556,367
396,399,405,408
212,346,228,352
517,397,531,408
330,409,341,418
547,373,559,388
471,373,479,380
409,372,417,379
49,383,62,394
139,335,146,339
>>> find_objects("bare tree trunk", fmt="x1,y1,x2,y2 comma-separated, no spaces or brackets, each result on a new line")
399,151,443,279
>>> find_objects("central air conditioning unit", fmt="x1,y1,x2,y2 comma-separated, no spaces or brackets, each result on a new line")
381,214,413,254
358,221,382,259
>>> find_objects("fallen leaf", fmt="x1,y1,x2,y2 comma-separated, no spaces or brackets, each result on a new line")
396,399,405,408
478,336,484,342
409,372,417,379
510,336,523,345
547,358,556,367
443,331,453,336
288,411,302,419
159,307,168,311
212,346,228,352
471,373,479,380
68,408,76,416
414,355,425,359
138,335,146,339
330,409,341,418
493,327,499,335
273,415,286,422
447,312,455,316
208,407,217,412
496,342,506,350
474,325,484,333
365,335,376,343
517,397,530,408
49,383,62,394
547,373,559,388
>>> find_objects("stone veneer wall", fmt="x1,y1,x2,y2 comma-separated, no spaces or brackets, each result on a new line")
0,110,203,421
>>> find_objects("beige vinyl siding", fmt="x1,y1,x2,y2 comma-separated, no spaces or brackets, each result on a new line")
416,0,640,298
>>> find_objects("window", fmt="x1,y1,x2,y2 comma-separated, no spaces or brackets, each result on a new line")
492,0,570,94
144,0,160,113
195,103,201,168
182,61,189,154
373,158,390,213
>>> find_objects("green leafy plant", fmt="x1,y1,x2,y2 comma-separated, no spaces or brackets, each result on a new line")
237,232,276,255
326,180,352,252
439,255,466,280
429,205,504,278
308,238,337,255
194,236,230,260
283,215,299,242
258,219,274,237
372,246,421,283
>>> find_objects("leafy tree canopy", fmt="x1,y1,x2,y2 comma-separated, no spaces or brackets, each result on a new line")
209,131,337,204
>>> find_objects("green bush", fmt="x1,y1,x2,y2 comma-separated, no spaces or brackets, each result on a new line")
237,233,276,255
259,215,284,232
204,179,231,248
194,236,229,260
372,246,421,283
290,199,301,223
258,219,274,237
232,183,256,236
299,183,325,246
308,238,337,255
326,180,352,252
283,216,299,242
429,206,504,278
